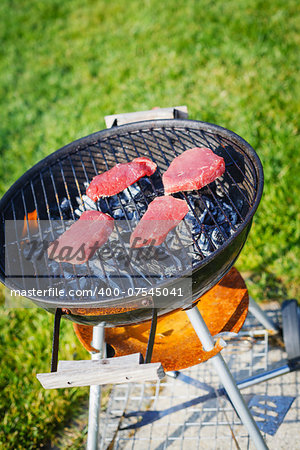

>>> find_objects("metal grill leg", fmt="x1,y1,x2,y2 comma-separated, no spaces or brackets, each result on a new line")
248,296,279,333
51,308,63,372
87,324,105,450
186,306,268,450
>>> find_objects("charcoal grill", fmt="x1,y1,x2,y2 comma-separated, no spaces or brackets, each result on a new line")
0,118,263,327
0,108,269,449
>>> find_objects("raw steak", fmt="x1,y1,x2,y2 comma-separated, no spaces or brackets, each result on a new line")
86,157,157,201
48,210,114,264
130,196,189,248
163,147,225,195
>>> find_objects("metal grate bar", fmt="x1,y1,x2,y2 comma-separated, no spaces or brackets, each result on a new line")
58,162,76,221
111,135,185,283
137,130,197,261
184,129,242,230
10,199,26,285
226,170,252,207
67,155,84,205
66,158,98,294
191,128,253,208
97,139,154,287
171,127,199,149
197,129,256,190
46,167,80,294
28,181,53,283
86,145,135,292
95,142,153,289
188,129,253,207
47,166,83,293
95,141,133,229
201,130,256,195
127,131,193,265
49,165,79,296
144,129,205,259
76,149,113,288
19,188,44,290
159,128,224,248
2,216,13,290
64,155,96,288
114,134,157,219
84,147,125,291
152,128,222,248
172,128,247,221
49,167,66,224
101,133,188,274
217,135,256,190
170,128,230,240
57,161,85,292
38,172,71,295
143,127,181,157
39,173,55,240
215,179,245,222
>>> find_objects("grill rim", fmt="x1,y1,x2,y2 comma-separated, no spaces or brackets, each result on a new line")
0,119,264,211
0,119,264,308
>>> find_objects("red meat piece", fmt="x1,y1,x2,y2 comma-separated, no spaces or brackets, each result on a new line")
86,157,157,201
163,147,225,195
130,196,189,248
48,210,114,265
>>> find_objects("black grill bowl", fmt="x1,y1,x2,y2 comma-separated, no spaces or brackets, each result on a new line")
0,120,263,326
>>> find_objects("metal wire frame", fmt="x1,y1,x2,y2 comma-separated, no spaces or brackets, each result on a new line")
0,121,261,306
98,308,291,450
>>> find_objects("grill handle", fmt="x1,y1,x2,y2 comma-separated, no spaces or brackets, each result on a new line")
104,106,188,128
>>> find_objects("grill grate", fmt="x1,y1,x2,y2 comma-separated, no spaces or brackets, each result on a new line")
0,121,262,309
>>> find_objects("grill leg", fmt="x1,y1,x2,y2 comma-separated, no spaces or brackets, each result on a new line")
248,296,280,333
186,306,268,450
87,324,105,450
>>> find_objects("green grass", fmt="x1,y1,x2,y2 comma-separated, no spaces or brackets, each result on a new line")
0,286,89,449
0,0,299,447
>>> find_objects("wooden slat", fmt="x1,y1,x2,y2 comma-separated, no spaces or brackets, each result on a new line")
104,106,188,128
37,363,165,389
58,353,143,371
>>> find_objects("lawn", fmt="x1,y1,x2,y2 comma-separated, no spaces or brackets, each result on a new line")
0,0,299,447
